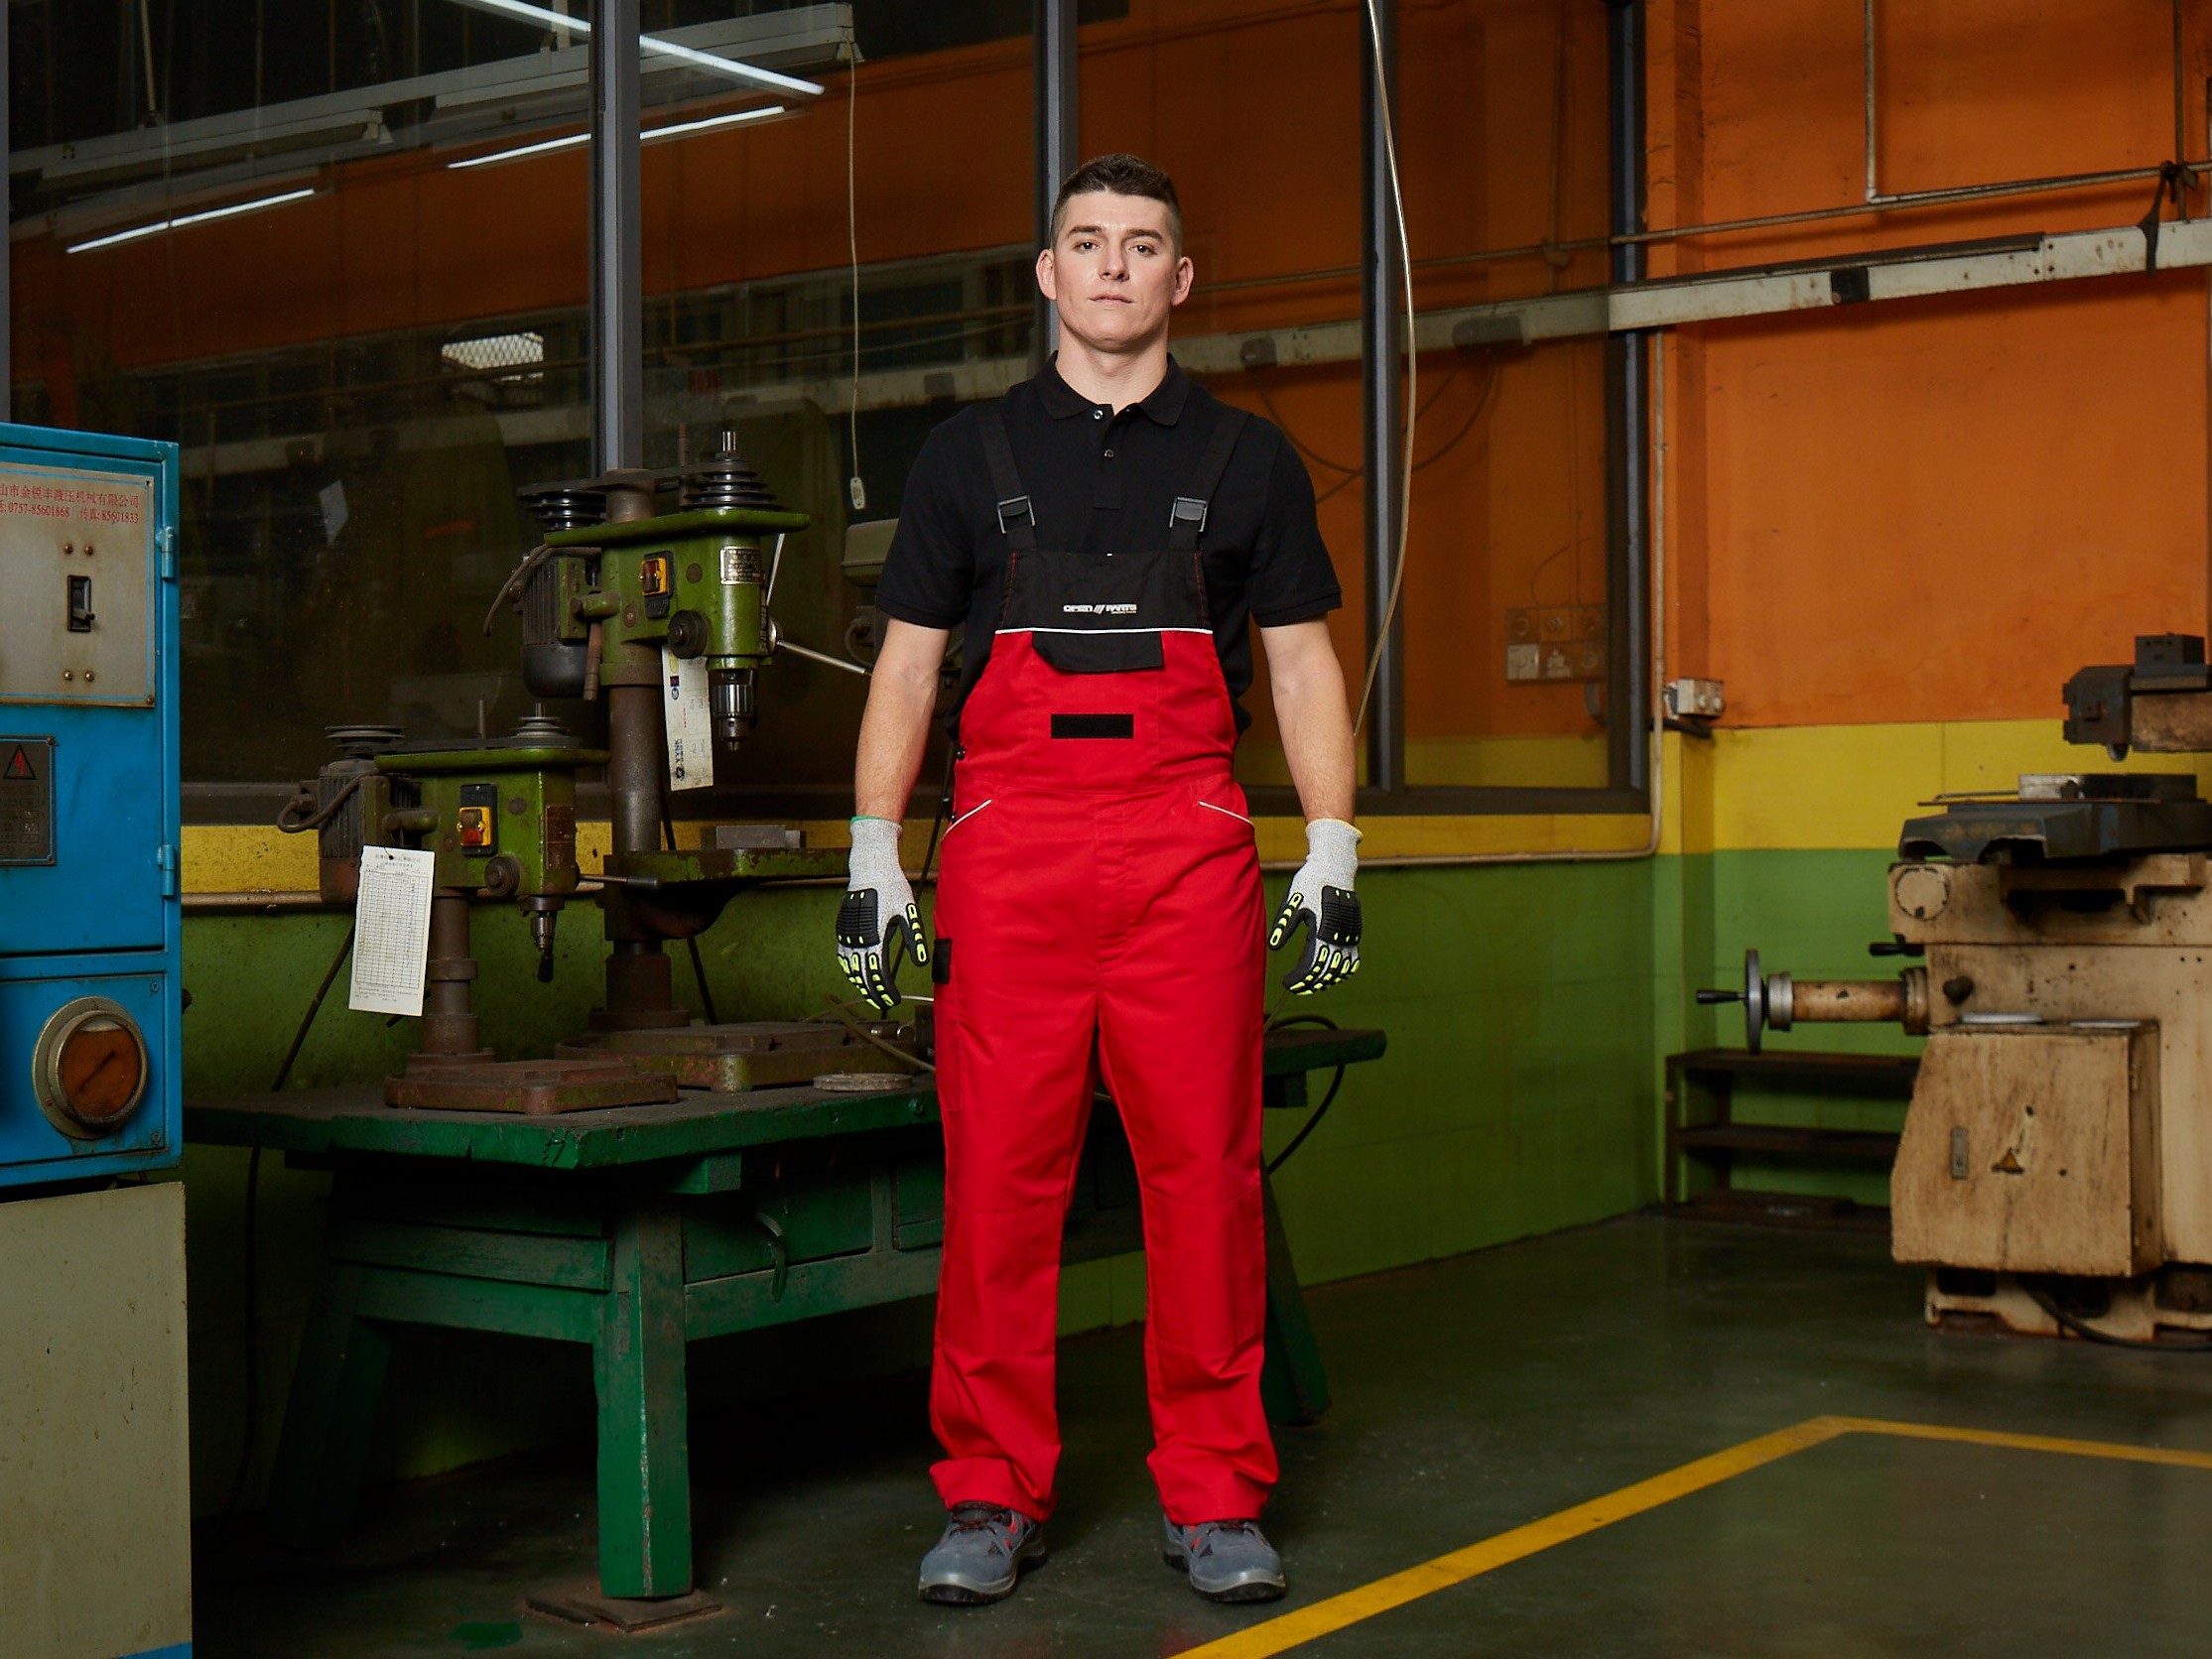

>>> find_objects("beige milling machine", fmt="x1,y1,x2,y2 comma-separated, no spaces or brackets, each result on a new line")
1706,633,2212,1344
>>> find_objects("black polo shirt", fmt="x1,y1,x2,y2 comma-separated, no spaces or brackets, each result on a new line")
875,357,1343,734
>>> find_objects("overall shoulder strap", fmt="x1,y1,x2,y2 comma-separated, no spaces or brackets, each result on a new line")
1167,406,1250,553
977,405,1037,553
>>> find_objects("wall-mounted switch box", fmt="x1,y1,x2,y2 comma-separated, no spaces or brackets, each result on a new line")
1665,678,1727,719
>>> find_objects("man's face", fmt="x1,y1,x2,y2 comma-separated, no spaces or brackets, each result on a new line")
1036,191,1194,354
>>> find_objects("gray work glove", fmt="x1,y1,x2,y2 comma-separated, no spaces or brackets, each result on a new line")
837,816,929,1012
1268,818,1362,995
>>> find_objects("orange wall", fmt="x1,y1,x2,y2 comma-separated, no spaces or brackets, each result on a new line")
43,1,2195,750
1652,0,2212,728
17,0,1618,753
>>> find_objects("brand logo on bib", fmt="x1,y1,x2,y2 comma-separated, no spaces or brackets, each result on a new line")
1062,602,1139,616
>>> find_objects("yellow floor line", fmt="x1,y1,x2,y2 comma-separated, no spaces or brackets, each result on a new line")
1174,1417,1851,1659
1174,1414,2212,1658
1829,1415,2212,1471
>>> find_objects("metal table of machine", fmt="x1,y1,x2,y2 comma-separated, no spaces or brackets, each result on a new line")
185,1024,1384,1607
1896,772,2212,864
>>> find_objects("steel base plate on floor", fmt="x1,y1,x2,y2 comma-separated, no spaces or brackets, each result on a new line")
558,1020,915,1091
383,1057,680,1114
525,1583,722,1633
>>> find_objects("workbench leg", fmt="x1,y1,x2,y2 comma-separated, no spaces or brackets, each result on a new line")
593,1194,693,1599
266,1261,392,1546
1257,1175,1331,1426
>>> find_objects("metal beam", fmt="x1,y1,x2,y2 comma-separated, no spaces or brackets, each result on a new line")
1032,0,1079,368
1362,0,1405,793
590,0,643,471
163,211,2207,482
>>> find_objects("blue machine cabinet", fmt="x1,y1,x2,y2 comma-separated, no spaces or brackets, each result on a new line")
0,426,192,1659
0,425,182,1186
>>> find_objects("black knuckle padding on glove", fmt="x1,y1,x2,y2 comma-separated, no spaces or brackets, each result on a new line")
838,889,930,1012
836,889,881,955
1278,885,1361,993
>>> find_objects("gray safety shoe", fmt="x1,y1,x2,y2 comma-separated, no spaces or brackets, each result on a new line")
1162,1514,1287,1602
918,1502,1046,1604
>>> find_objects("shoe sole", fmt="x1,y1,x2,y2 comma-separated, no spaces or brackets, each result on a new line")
919,1538,1047,1605
1163,1549,1287,1603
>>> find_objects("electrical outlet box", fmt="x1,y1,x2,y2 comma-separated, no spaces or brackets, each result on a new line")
1504,605,1606,683
1665,677,1727,719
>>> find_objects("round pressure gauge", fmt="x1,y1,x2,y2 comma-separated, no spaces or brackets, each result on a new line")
33,997,150,1139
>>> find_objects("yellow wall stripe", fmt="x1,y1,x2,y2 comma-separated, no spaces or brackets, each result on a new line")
179,715,2196,889
1175,1414,2212,1658
179,810,1658,894
1689,718,2212,855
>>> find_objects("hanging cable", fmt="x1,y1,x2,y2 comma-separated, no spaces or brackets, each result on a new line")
1354,0,1418,738
226,921,355,1517
662,800,721,1026
846,26,866,513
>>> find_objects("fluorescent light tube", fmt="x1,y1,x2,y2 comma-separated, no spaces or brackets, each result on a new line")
65,188,319,254
447,103,789,170
444,0,824,98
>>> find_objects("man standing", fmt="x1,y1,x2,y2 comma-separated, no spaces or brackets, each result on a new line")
837,155,1364,1606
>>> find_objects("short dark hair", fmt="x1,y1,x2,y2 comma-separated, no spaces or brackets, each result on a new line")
1049,153,1184,249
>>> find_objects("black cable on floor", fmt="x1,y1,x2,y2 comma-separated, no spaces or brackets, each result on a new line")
2020,1278,2212,1352
1264,1013,1346,1177
227,921,355,1517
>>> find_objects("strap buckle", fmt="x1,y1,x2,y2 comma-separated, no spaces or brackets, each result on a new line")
995,494,1034,535
1170,496,1209,535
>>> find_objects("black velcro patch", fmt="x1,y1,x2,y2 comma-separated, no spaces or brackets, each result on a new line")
932,938,953,985
1051,713,1135,739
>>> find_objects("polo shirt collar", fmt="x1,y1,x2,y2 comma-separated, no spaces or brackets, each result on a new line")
1039,354,1192,426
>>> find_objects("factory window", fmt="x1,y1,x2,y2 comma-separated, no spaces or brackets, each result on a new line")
1208,0,1635,812
9,0,1638,818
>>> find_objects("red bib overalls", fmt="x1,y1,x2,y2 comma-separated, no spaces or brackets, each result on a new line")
927,402,1276,1525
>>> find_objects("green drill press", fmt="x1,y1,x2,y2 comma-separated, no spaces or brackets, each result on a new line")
290,437,902,1110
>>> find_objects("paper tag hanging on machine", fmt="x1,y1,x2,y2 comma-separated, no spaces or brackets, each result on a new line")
348,845,437,1018
663,646,715,793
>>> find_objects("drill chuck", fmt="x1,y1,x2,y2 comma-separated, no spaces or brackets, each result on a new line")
711,668,755,745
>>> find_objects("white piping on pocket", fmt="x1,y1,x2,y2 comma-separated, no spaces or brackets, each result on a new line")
1197,799,1253,828
997,626,1216,636
942,799,995,840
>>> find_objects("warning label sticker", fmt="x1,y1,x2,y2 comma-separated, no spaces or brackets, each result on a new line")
0,736,55,864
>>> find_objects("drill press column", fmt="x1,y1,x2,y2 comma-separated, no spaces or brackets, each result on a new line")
594,471,689,1031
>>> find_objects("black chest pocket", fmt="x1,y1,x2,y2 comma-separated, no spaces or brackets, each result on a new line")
1033,630,1165,674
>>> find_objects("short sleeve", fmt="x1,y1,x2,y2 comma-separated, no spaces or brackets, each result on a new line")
875,420,976,629
1246,429,1343,627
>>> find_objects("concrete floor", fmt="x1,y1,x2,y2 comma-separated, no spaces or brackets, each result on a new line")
194,1215,2212,1656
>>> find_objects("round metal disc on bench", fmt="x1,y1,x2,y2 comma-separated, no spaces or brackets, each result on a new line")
813,1071,913,1092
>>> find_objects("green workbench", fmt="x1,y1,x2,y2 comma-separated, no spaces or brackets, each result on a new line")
185,1025,1384,1604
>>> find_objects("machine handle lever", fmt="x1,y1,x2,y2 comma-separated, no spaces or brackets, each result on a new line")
1696,989,1742,1005
774,634,871,678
